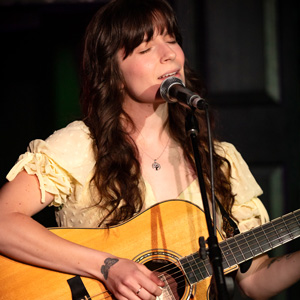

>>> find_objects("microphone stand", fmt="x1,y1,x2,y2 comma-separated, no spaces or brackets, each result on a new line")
185,108,230,300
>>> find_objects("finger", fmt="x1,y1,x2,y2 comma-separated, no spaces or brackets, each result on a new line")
150,271,165,287
136,285,143,296
136,266,164,297
138,279,162,297
138,264,165,288
114,285,140,300
134,286,156,300
113,280,152,300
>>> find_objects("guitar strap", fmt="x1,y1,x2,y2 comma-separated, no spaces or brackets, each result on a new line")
67,275,91,300
215,196,252,273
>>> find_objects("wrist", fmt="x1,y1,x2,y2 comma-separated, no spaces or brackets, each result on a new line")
85,250,119,282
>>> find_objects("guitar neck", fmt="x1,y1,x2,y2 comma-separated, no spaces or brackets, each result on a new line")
180,209,300,285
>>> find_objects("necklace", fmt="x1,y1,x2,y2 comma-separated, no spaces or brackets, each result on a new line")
139,137,170,171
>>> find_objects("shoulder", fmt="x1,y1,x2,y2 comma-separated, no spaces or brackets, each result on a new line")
7,121,95,198
36,121,94,158
45,121,91,146
215,142,250,170
27,121,95,177
216,141,263,203
215,141,240,159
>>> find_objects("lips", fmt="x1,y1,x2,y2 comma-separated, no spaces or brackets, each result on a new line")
158,71,178,79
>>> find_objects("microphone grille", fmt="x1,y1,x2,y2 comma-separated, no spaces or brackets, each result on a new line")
160,76,185,103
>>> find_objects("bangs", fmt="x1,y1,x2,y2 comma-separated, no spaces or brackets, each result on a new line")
115,1,182,59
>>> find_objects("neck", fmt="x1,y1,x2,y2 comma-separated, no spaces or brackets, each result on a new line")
123,102,169,142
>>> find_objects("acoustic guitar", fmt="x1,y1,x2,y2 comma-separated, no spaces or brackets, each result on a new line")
0,200,299,300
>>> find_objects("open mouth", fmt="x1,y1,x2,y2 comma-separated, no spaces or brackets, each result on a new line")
158,71,178,79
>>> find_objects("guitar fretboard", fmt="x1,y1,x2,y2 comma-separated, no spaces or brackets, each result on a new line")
180,209,300,285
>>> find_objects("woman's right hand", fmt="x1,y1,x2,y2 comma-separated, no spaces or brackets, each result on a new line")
100,256,164,300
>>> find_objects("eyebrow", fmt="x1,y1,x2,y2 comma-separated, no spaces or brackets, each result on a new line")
143,28,171,42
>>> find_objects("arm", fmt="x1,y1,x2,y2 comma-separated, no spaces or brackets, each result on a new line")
236,252,300,300
0,171,163,299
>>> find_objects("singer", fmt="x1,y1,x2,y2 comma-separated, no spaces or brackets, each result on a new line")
0,0,299,299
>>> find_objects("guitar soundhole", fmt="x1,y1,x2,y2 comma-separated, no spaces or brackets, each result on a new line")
144,260,186,300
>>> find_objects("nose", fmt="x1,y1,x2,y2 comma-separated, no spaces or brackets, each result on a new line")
160,43,176,63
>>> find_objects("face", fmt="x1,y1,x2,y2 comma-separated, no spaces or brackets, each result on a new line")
117,30,185,106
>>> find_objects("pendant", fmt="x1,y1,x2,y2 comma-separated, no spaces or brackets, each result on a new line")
152,159,161,171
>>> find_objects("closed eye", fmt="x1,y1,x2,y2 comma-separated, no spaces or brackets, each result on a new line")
139,48,151,54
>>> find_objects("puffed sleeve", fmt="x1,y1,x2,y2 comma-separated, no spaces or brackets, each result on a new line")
6,121,95,207
217,142,270,232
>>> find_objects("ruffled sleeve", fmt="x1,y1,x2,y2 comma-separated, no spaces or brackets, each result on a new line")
217,142,270,232
6,121,95,207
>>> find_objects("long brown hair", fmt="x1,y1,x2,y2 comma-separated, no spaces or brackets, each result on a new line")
80,0,234,227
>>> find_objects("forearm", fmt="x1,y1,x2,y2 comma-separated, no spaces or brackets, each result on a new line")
0,172,164,299
0,212,109,281
237,252,300,299
0,212,164,299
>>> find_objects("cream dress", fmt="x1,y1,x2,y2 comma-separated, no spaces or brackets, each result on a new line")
7,121,269,232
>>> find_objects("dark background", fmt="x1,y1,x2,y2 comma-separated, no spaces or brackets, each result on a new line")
1,0,299,299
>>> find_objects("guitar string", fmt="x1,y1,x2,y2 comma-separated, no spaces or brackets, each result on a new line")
110,216,300,298
88,235,299,300
217,218,299,267
149,223,300,292
222,216,300,261
154,215,300,289
86,224,293,299
80,216,299,299
150,218,300,288
159,216,300,293
156,216,300,276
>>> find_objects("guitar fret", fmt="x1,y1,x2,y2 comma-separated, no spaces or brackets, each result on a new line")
270,221,283,247
219,242,231,269
246,229,263,256
193,253,211,279
283,212,300,238
179,252,214,285
253,228,264,253
272,218,291,244
241,231,256,257
296,210,300,227
180,255,201,285
189,254,203,282
179,256,193,284
231,239,245,263
260,222,278,248
221,239,238,267
251,226,270,253
282,218,293,240
260,226,273,251
177,208,300,288
234,233,253,261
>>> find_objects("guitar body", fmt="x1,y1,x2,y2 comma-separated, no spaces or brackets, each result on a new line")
0,200,234,300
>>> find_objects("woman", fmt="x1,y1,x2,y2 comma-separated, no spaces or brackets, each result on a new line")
0,0,299,299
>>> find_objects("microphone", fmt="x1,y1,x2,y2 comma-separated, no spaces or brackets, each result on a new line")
160,76,207,110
